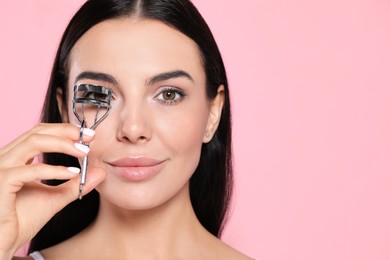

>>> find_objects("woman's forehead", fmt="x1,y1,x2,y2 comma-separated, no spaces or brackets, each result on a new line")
67,18,205,84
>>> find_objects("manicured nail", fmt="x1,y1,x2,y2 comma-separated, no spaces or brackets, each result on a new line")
67,167,81,174
82,128,95,137
74,143,90,154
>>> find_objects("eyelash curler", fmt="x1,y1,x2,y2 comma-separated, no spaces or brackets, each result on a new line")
72,84,112,199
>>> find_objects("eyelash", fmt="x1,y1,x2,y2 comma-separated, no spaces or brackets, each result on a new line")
79,85,185,105
81,86,115,101
154,87,186,105
82,91,108,101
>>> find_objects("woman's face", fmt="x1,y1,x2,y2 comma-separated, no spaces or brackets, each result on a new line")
63,18,223,209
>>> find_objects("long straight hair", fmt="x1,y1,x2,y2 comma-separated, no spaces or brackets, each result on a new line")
29,0,232,252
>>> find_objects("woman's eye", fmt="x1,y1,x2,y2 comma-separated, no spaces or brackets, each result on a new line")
155,87,185,104
83,92,109,101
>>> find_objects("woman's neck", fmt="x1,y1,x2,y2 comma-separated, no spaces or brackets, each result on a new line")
72,184,213,259
39,184,249,260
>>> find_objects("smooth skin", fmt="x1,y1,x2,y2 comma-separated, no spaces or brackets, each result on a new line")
1,18,250,259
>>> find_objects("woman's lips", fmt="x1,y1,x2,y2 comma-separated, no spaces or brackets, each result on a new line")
107,157,166,181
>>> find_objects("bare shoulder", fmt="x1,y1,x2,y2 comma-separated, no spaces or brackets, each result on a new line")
217,241,253,260
28,233,82,260
200,234,252,260
37,240,75,260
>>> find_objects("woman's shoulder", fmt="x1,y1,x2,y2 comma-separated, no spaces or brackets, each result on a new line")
216,243,253,260
16,244,255,260
200,233,252,259
21,231,254,260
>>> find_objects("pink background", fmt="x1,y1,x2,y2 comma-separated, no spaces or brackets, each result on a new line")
1,1,390,259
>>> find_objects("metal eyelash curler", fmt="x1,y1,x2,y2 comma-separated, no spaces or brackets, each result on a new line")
72,84,112,199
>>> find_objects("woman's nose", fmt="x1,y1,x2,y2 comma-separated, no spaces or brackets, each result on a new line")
116,99,152,144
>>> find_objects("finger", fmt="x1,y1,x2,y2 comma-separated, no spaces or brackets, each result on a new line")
0,123,95,157
35,123,96,142
0,164,81,194
0,134,91,167
11,168,106,247
0,164,82,217
48,167,106,212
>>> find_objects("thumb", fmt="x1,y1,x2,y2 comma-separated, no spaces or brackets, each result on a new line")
50,168,106,213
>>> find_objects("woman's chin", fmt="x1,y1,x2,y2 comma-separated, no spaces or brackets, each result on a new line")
96,187,160,211
94,179,181,212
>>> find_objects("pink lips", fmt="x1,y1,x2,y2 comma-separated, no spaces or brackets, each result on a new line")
107,157,165,181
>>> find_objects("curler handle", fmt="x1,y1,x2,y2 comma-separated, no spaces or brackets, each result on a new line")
81,156,88,185
79,155,88,200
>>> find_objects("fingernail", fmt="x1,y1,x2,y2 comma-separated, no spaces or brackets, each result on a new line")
67,167,81,174
82,128,95,137
74,143,90,154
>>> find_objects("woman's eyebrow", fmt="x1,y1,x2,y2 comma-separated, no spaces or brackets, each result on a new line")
75,71,118,85
146,70,194,85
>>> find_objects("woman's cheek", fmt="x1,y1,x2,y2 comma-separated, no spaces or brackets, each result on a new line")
156,107,208,152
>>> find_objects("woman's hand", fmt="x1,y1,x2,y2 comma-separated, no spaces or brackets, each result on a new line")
0,123,106,259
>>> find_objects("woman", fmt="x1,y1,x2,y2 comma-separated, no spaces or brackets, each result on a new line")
0,0,251,259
